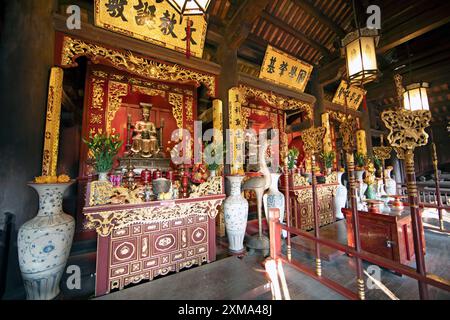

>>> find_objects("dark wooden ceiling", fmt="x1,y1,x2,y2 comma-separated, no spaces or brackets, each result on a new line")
206,0,450,126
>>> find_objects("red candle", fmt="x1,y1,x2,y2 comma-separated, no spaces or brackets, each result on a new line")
141,169,152,185
166,170,174,182
153,169,162,180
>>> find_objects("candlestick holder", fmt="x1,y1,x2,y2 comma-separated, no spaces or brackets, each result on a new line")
364,199,384,214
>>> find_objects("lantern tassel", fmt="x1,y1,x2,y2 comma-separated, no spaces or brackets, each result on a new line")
363,94,367,111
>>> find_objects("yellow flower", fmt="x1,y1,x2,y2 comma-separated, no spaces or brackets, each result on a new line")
57,174,71,183
48,176,58,184
34,176,48,184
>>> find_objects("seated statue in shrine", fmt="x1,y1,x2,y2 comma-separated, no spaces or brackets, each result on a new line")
131,103,160,158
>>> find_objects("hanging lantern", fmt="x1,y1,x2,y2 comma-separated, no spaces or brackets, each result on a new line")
342,28,379,86
403,82,430,111
166,0,211,17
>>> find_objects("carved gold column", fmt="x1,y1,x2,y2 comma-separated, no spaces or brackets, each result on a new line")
42,67,64,176
382,106,432,300
339,116,365,300
302,127,326,277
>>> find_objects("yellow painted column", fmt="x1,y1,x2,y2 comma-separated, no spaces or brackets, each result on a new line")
228,88,244,175
356,129,368,156
321,113,333,154
42,67,64,177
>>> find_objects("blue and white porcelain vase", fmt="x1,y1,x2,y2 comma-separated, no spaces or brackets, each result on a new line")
333,172,347,220
355,170,367,211
263,173,287,238
18,182,75,300
384,167,397,195
224,176,248,253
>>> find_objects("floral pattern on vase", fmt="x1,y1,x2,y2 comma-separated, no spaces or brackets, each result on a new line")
98,172,109,182
384,167,397,195
355,170,367,211
334,172,347,220
263,173,287,238
18,182,75,300
224,176,248,253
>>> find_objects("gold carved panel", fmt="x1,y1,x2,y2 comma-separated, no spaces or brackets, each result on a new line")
106,81,129,134
60,36,216,97
168,92,184,129
381,109,431,151
238,84,313,118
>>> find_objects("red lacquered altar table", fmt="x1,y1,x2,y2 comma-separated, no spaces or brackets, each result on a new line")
84,194,225,297
342,208,426,265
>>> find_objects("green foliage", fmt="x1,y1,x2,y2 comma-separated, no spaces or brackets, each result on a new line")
83,133,123,173
204,141,225,171
372,156,382,170
287,147,300,170
355,152,367,168
320,151,336,169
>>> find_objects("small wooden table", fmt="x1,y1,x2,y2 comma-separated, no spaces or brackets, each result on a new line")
342,208,426,265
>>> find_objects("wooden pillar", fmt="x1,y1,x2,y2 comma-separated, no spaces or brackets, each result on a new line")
360,103,373,157
405,150,429,299
311,70,325,128
217,44,238,177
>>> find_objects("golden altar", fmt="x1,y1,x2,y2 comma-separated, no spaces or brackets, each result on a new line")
281,173,339,231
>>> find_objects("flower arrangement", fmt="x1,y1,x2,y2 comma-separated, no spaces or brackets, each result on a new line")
355,152,367,169
287,147,300,170
364,161,376,185
34,174,71,184
203,141,225,172
83,133,123,173
320,151,336,169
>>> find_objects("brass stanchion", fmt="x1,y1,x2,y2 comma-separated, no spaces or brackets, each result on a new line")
301,127,326,277
431,143,445,231
382,74,432,299
382,107,431,300
281,146,292,262
339,116,366,300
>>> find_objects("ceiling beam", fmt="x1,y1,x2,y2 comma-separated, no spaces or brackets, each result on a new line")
260,10,330,58
318,2,450,85
292,0,346,39
367,63,450,101
224,0,270,49
377,2,450,53
324,100,363,119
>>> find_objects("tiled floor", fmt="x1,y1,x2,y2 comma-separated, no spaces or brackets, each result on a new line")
59,221,450,300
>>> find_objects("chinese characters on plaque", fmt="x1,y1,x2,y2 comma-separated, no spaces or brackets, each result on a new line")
95,0,207,58
259,45,313,93
332,80,367,110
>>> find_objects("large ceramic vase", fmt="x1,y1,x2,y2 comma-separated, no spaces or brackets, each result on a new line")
334,172,347,220
224,176,249,253
355,170,367,210
384,167,397,195
18,182,75,300
263,173,287,238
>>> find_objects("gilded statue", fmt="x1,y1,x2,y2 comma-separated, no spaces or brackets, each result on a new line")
131,103,160,158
